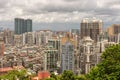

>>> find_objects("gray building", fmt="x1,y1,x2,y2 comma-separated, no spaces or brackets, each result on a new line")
15,18,24,34
61,41,74,72
14,18,32,34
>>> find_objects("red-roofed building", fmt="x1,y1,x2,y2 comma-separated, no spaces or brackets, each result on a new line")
38,71,50,79
32,71,50,80
0,66,24,75
0,67,13,75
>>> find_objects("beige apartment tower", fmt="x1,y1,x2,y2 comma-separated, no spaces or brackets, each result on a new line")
80,17,103,42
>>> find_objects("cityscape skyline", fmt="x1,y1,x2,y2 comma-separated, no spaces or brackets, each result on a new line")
0,0,120,79
0,0,120,30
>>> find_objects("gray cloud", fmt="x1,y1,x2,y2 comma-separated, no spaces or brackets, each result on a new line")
24,0,97,13
105,0,120,7
63,0,80,2
93,8,120,16
0,0,120,30
0,0,9,8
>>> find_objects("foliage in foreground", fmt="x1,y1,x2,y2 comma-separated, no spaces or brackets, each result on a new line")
0,69,29,80
46,70,86,80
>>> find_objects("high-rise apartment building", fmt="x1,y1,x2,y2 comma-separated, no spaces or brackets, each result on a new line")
0,37,4,56
79,37,99,74
26,32,35,46
14,18,32,34
15,18,24,34
107,24,120,42
61,41,74,73
43,46,58,72
35,30,52,45
14,34,23,47
107,24,120,36
25,19,32,32
48,38,61,62
80,17,102,42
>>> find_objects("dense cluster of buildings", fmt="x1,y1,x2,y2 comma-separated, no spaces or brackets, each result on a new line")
0,17,120,77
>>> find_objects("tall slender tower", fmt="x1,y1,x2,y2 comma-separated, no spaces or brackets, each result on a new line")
61,41,74,72
0,37,4,68
0,37,4,56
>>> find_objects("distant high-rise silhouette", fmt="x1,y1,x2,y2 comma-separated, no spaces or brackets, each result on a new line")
107,24,120,42
25,19,32,32
14,18,32,34
80,17,102,42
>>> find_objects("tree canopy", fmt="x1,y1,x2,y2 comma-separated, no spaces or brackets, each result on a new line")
46,70,86,80
60,70,75,80
0,69,29,80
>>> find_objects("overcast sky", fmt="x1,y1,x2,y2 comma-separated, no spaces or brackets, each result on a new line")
0,0,120,31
